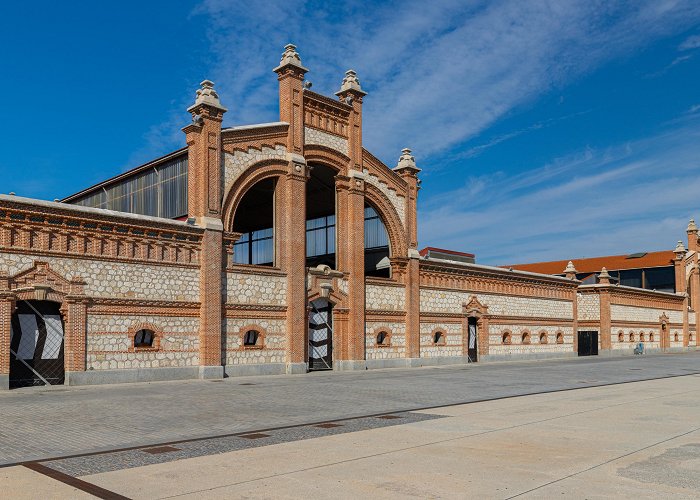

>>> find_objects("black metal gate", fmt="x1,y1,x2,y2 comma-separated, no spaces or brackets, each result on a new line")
308,298,333,370
467,317,478,362
9,300,65,388
577,330,599,357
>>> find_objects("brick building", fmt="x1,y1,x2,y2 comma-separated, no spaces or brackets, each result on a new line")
0,45,696,389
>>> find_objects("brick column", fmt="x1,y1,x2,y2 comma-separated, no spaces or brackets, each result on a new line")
198,222,224,377
393,149,421,363
64,297,88,384
598,288,612,352
182,80,227,379
341,172,366,369
282,158,308,373
0,292,14,390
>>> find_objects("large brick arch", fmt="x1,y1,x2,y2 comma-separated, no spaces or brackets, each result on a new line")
304,144,350,176
364,183,407,258
222,159,289,230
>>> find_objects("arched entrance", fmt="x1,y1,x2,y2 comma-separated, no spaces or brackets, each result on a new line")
10,299,65,388
308,297,333,370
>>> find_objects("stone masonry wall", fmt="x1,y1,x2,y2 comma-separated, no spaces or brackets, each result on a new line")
420,288,573,318
304,127,348,155
366,321,406,360
225,272,287,305
577,294,600,321
419,322,462,358
224,318,286,365
489,324,574,356
0,253,199,301
610,304,683,324
86,314,199,370
366,283,405,311
223,146,287,196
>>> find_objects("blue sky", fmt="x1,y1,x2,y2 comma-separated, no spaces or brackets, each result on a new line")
2,1,700,265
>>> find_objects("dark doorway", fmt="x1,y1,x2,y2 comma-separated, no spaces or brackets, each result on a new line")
10,300,65,388
577,331,599,357
308,298,333,370
467,317,478,362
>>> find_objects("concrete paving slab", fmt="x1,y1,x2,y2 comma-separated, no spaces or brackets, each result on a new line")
79,375,700,499
0,466,94,499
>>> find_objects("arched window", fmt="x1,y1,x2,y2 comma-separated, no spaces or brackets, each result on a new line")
376,331,390,346
639,332,645,342
233,178,276,267
433,330,446,345
134,329,155,348
690,333,694,343
243,329,262,347
502,332,512,344
649,332,655,342
618,331,624,343
629,332,635,343
674,332,679,342
556,332,564,344
364,204,390,278
539,332,548,344
521,332,531,344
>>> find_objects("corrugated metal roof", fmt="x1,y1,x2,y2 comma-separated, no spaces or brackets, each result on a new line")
507,250,675,275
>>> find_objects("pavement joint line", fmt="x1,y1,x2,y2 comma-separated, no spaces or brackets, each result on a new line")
2,370,699,469
22,461,131,500
156,386,700,499
504,426,700,499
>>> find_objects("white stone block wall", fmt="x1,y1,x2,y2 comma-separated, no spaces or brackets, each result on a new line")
225,272,287,305
0,253,199,301
224,318,286,365
488,324,573,355
577,294,600,320
86,315,199,370
366,284,405,311
420,289,573,318
362,169,406,228
304,127,348,154
366,321,406,359
223,146,287,195
419,322,462,358
610,304,682,324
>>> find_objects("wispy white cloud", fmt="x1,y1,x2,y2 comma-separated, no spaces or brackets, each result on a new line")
418,118,700,264
679,33,700,50
193,0,700,164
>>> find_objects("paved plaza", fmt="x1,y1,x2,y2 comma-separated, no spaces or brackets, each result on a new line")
1,353,700,498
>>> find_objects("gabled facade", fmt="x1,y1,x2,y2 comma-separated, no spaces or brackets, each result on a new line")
0,45,696,389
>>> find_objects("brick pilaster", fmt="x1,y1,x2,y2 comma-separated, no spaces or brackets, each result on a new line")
64,298,88,373
345,173,366,363
0,294,13,390
599,288,612,351
282,159,308,371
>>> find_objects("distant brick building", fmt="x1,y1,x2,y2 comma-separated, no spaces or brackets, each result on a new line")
0,45,696,389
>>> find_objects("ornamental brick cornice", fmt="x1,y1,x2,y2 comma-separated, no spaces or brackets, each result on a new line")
304,90,352,117
222,123,289,146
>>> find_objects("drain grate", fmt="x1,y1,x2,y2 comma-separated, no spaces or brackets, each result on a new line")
142,446,181,454
315,423,343,429
239,433,270,439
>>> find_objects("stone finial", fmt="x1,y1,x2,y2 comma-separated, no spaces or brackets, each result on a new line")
393,148,421,174
336,69,367,96
564,261,578,279
687,218,698,233
188,80,227,112
675,240,687,256
598,267,611,285
273,43,309,73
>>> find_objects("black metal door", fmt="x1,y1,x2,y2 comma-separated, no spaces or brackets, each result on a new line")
467,317,478,362
9,300,65,388
308,298,333,370
577,330,599,357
